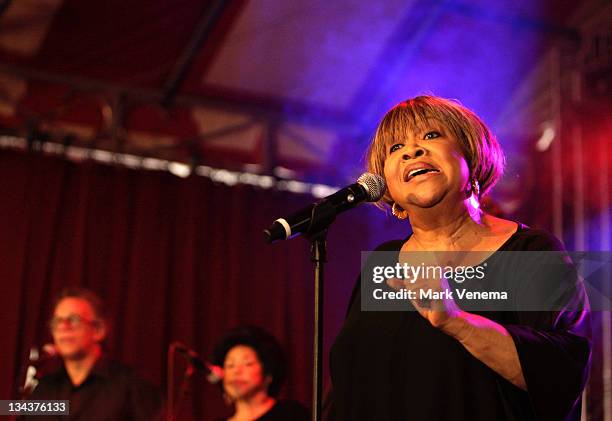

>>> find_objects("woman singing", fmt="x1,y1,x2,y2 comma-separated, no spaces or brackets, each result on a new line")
328,96,590,421
213,326,309,421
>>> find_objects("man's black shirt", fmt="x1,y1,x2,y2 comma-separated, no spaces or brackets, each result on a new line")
23,357,161,421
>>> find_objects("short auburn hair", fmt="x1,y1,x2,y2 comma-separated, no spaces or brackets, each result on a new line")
366,95,505,207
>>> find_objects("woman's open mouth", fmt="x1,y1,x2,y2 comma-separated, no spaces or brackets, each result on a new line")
403,163,440,181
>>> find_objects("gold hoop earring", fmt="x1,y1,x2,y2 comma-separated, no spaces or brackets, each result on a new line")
391,203,408,220
471,179,480,198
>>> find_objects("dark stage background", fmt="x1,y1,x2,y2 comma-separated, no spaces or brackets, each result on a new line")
0,148,406,420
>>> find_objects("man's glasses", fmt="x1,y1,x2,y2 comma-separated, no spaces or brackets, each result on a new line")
49,314,98,331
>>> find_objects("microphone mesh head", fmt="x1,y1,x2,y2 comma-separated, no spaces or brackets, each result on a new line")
357,173,386,201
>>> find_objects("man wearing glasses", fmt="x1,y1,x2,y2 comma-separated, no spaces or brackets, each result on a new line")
23,288,162,420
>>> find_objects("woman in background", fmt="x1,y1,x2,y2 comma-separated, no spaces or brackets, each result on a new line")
213,326,309,421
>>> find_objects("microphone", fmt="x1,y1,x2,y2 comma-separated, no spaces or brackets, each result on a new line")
29,343,58,364
21,344,59,397
173,342,223,384
264,173,386,243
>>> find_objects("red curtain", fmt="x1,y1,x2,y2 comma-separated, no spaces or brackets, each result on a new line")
0,149,406,420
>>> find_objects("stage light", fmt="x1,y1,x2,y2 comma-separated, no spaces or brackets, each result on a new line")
311,184,338,198
536,123,555,151
168,162,191,178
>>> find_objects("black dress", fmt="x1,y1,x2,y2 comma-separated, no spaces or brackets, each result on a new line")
329,224,591,421
217,400,310,421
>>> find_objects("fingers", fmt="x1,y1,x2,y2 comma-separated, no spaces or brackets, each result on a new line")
386,278,405,291
385,277,437,311
385,273,457,316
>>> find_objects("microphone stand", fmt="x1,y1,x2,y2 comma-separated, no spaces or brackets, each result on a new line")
302,201,338,421
264,173,384,421
167,342,197,421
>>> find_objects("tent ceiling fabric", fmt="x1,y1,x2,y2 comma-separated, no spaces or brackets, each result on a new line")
0,0,583,184
204,0,412,109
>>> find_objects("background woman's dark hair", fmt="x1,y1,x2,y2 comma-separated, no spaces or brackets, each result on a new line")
212,326,286,397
